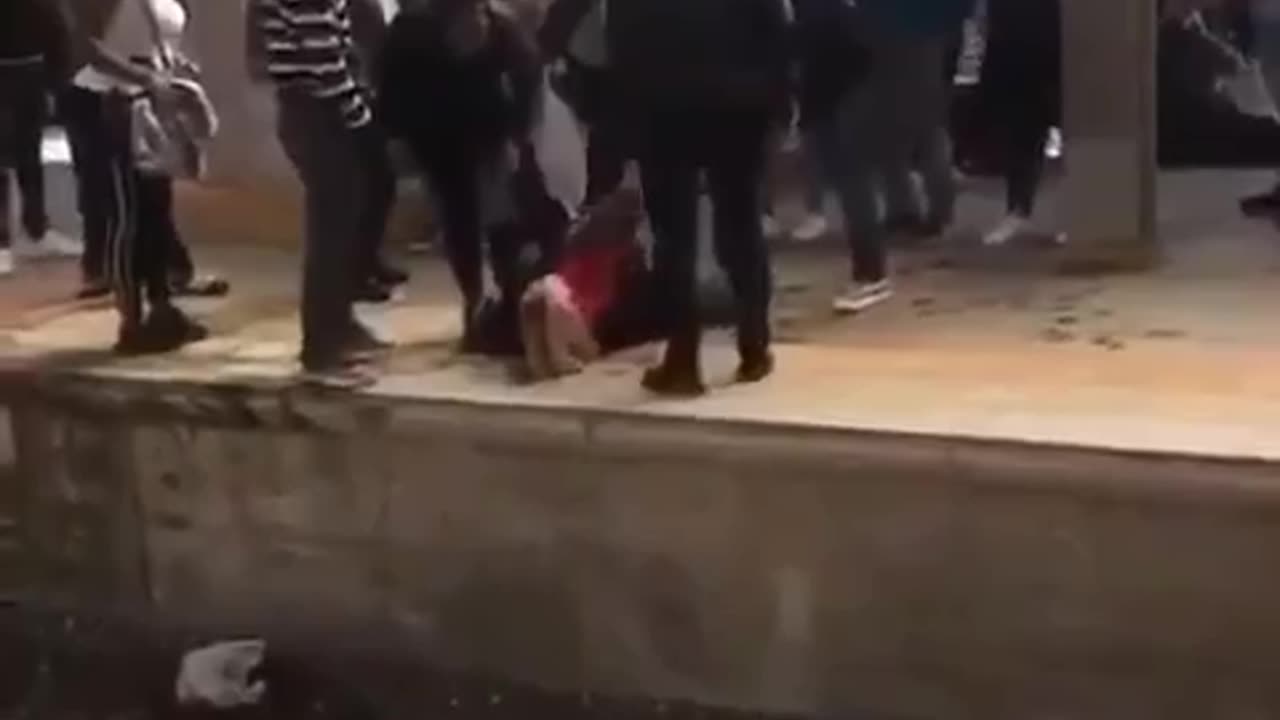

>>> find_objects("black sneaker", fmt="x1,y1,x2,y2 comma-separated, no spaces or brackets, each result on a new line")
144,306,209,353
736,351,775,384
356,280,395,304
1240,188,1280,218
372,264,409,287
641,363,707,397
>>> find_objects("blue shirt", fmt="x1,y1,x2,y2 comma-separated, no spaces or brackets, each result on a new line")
860,0,977,37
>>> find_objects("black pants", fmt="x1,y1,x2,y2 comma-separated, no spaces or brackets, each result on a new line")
637,109,772,363
0,58,50,248
563,60,628,205
76,91,174,325
1159,99,1280,168
1000,92,1055,216
62,85,196,286
357,127,395,279
277,93,372,366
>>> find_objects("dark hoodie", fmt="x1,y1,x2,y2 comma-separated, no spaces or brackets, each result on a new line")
606,0,790,114
379,0,541,160
0,0,68,71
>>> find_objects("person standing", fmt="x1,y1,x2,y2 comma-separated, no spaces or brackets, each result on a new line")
541,0,628,206
0,0,83,278
379,0,548,352
58,0,209,352
978,0,1064,246
826,0,971,313
256,0,391,386
608,0,790,395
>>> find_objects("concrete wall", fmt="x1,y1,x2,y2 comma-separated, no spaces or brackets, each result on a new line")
4,377,1280,719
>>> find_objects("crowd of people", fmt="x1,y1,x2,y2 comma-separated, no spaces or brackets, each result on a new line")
3,0,1280,393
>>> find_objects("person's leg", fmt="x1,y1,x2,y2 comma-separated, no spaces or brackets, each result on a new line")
11,62,49,244
417,148,486,336
823,78,892,311
128,171,206,350
706,112,774,380
98,94,145,343
637,115,704,395
985,90,1051,245
582,67,629,205
277,98,364,372
61,86,110,290
357,127,404,288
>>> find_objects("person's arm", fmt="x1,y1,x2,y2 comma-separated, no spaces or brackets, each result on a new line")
267,0,372,128
53,0,165,89
537,0,596,59
497,6,545,139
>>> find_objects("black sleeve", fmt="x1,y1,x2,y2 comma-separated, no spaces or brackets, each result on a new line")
497,11,545,139
538,0,596,59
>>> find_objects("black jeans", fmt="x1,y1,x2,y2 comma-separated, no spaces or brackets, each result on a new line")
637,109,772,364
357,126,395,279
563,60,628,205
276,93,371,367
0,58,50,248
72,91,174,326
62,86,197,286
1001,91,1055,217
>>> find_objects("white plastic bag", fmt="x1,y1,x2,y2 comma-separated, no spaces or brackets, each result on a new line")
529,76,588,215
175,639,267,709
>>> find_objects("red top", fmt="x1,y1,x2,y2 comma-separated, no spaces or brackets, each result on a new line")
558,240,639,326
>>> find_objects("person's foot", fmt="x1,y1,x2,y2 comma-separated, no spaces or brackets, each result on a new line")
372,264,409,287
641,362,707,397
0,249,13,277
346,321,393,359
1240,187,1280,217
790,214,829,243
77,278,111,300
113,322,149,356
833,279,893,315
736,350,775,384
299,361,377,390
355,280,396,304
982,214,1030,247
171,274,231,298
761,214,784,240
884,213,925,236
18,230,83,260
142,305,210,353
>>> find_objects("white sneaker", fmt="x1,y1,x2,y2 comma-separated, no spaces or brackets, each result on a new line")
762,214,784,239
19,229,83,259
0,249,12,277
791,214,829,243
982,214,1030,247
833,279,893,314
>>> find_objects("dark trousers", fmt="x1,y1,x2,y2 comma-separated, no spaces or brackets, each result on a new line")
76,91,174,325
0,58,50,248
1000,92,1055,216
637,109,772,363
276,94,368,366
61,85,108,280
564,60,628,205
62,86,196,286
357,127,395,278
1159,99,1280,168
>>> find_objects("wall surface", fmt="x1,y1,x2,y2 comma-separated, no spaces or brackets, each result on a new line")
3,376,1280,719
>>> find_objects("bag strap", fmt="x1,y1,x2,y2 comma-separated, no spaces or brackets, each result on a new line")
136,0,175,70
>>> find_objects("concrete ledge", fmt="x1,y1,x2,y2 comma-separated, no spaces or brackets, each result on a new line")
4,360,1280,717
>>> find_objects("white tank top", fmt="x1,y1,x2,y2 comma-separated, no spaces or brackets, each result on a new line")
74,0,188,92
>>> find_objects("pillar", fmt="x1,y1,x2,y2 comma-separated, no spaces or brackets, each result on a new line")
1060,0,1159,272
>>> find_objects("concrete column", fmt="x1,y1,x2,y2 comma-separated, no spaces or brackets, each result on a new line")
1060,0,1159,272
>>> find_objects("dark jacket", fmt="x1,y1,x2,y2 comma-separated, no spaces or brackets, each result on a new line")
538,0,596,60
379,1,541,159
859,0,976,37
1,0,70,75
607,0,789,114
792,0,868,129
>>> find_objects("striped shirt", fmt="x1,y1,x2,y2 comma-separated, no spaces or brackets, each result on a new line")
257,0,371,128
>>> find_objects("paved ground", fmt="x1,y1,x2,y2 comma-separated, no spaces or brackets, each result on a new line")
3,170,1280,460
